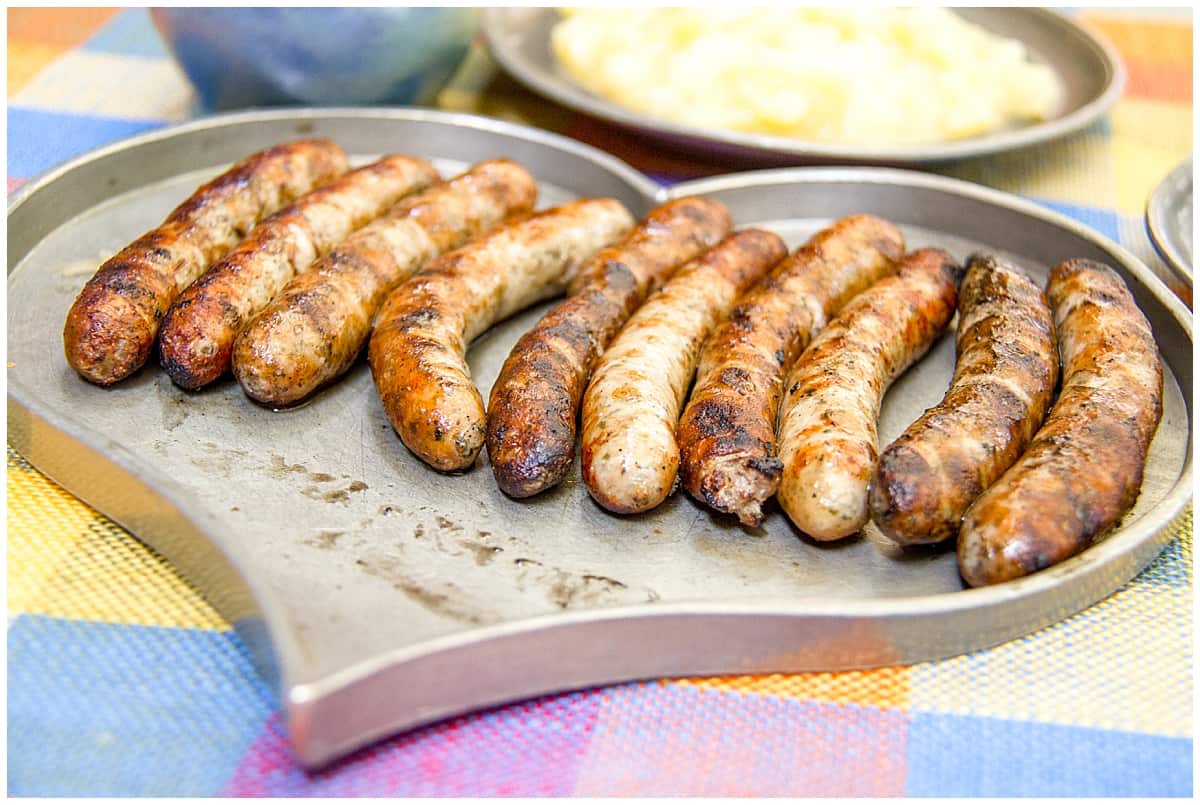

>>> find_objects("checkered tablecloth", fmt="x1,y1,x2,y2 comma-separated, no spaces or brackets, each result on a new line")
7,7,1193,797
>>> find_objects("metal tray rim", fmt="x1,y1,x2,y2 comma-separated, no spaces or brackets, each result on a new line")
482,7,1127,164
1145,157,1194,285
6,105,663,245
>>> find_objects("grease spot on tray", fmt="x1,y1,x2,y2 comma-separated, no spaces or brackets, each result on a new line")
302,482,369,505
188,442,247,476
459,536,503,566
305,531,345,550
355,556,493,625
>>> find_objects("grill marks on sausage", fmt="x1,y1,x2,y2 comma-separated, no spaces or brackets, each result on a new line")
159,155,439,390
677,214,905,526
370,198,636,472
956,259,1163,587
870,254,1058,545
775,248,963,541
232,159,538,407
580,229,788,515
486,196,733,498
63,139,349,385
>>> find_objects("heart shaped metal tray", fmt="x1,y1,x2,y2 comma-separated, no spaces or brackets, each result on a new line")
7,108,1192,768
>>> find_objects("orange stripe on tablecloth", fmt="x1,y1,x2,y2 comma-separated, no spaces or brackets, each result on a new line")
674,667,913,711
1080,14,1193,66
7,7,121,49
1123,59,1193,104
7,39,61,97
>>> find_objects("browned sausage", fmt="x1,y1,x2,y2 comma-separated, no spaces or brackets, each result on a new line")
870,254,1058,545
775,248,962,541
158,155,439,390
370,198,635,472
580,230,788,514
62,139,348,385
486,196,732,498
232,159,537,407
676,214,904,526
957,258,1164,587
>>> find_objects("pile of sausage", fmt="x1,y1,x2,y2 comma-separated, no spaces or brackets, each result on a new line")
62,139,1164,589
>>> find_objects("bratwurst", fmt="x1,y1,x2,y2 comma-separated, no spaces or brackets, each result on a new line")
370,198,634,471
775,248,962,541
957,258,1163,587
870,254,1058,545
159,155,438,390
63,139,348,385
233,159,537,406
677,214,904,526
486,196,732,498
581,229,787,514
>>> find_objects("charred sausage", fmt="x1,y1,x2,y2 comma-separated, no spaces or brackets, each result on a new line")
775,248,962,541
233,159,537,406
580,229,787,514
486,196,732,498
159,155,439,389
369,198,635,472
63,139,348,385
677,214,904,526
870,254,1058,545
957,258,1163,587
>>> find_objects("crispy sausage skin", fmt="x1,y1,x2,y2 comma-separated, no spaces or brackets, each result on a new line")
63,139,348,385
677,214,904,526
775,248,962,541
870,254,1058,545
159,155,439,390
957,259,1164,587
369,198,635,472
486,196,733,498
580,229,788,515
233,159,537,407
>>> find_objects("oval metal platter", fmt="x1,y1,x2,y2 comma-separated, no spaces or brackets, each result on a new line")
482,7,1126,165
7,109,1192,769
1146,157,1194,292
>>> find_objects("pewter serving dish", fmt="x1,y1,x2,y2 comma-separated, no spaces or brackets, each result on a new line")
7,109,1192,768
1147,157,1193,295
482,7,1126,165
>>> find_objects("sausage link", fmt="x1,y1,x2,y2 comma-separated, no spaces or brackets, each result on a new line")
159,155,438,390
957,259,1163,587
369,198,635,471
870,255,1058,545
486,196,732,498
581,230,788,514
233,159,537,407
677,214,904,526
63,139,348,385
775,248,962,541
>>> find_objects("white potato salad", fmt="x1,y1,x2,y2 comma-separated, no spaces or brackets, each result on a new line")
551,7,1063,144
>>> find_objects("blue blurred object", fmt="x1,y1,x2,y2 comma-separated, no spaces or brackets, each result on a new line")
149,7,479,111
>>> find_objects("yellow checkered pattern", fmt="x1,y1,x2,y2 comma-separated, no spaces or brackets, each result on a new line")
8,448,228,631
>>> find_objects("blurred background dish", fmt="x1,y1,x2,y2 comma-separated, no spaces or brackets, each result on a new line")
1146,157,1193,287
151,7,480,111
483,7,1125,165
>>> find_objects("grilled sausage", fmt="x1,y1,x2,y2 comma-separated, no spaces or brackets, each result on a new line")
233,159,537,407
370,198,635,471
486,196,733,498
870,254,1058,545
775,248,962,541
63,139,348,385
159,155,439,390
957,259,1163,587
677,214,904,526
581,230,787,514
